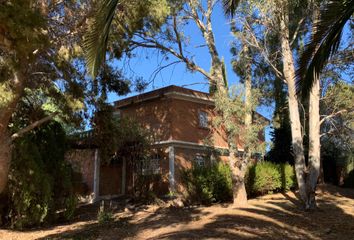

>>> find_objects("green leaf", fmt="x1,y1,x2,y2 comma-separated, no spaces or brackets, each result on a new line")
297,0,354,98
83,0,119,78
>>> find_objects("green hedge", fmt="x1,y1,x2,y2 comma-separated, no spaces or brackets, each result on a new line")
245,161,297,196
182,161,297,204
181,162,232,204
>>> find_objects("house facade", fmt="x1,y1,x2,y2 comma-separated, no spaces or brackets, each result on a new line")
66,85,267,201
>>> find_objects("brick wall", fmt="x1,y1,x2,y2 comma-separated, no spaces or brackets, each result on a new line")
65,149,95,193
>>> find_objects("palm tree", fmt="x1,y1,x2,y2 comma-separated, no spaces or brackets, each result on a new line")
297,0,354,97
83,0,120,78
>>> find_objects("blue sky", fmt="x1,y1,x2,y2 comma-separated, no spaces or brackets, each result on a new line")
105,4,352,149
106,4,273,148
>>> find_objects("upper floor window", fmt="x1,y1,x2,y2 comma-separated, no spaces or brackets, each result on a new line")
198,111,208,128
194,154,205,167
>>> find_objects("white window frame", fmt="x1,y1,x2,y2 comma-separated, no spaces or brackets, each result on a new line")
198,111,209,128
141,154,160,175
113,110,121,120
194,154,205,167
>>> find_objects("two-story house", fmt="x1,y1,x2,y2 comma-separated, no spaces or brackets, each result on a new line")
66,85,268,202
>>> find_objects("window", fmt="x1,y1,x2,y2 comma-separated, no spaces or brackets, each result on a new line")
141,154,160,175
198,111,208,128
194,154,205,167
113,110,121,121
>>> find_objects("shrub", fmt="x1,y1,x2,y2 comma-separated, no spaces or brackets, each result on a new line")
245,161,296,196
279,163,297,191
181,162,232,204
8,140,52,229
134,174,162,198
182,161,296,204
6,121,78,229
245,161,281,195
97,202,113,224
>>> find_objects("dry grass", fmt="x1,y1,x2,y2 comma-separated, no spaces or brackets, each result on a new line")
1,184,353,240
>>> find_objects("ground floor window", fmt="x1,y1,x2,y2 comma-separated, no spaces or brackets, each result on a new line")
194,154,205,167
141,154,160,175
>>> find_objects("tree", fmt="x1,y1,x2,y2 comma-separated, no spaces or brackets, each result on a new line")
83,0,171,78
0,0,91,195
227,0,334,208
297,0,354,96
84,0,266,205
295,0,353,208
267,75,294,164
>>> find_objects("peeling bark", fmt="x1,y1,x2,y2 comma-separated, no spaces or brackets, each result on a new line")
228,147,248,206
278,12,308,205
306,76,321,209
243,40,253,163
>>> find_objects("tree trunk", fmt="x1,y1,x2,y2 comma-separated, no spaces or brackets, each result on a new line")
0,70,25,195
279,12,308,205
306,76,321,209
243,41,253,162
0,131,11,195
228,148,248,206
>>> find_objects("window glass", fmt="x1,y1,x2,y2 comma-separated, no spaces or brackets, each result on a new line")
141,154,160,175
113,110,121,121
198,111,208,128
194,154,205,167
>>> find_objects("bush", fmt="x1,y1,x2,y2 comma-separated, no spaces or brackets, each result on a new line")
134,174,162,198
6,122,78,229
245,161,296,196
8,140,52,229
182,161,296,204
279,163,297,191
97,202,113,224
181,162,232,204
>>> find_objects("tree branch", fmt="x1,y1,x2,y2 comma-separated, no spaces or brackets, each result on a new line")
11,112,58,141
289,16,305,46
173,16,184,58
320,109,348,125
243,19,284,80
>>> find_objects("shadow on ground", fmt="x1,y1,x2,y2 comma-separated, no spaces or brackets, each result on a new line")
14,185,354,240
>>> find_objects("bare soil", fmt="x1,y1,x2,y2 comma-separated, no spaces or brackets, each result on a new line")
1,184,353,240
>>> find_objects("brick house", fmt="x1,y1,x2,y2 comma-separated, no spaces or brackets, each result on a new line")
66,85,268,202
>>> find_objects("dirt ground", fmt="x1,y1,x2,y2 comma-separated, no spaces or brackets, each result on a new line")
1,184,353,240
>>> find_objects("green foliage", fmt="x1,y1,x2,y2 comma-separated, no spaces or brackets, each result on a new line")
181,162,233,204
321,81,354,150
214,85,266,155
343,151,354,188
7,122,78,229
297,0,354,97
245,161,296,196
97,202,114,224
182,160,296,204
279,163,297,191
134,174,162,199
92,103,151,164
8,140,52,229
0,0,48,57
84,0,171,77
266,72,294,164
